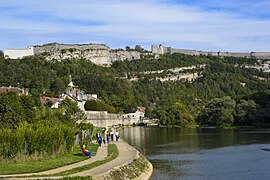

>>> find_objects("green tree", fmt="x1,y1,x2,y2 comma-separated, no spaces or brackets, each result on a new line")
197,96,236,127
125,46,131,51
234,100,258,125
61,98,85,125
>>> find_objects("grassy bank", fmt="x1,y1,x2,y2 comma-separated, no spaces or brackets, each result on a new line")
0,144,98,175
55,144,119,176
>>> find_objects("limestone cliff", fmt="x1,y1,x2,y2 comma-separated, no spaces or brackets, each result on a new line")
34,43,141,66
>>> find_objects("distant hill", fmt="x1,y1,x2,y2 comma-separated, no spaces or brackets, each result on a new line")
1,52,269,127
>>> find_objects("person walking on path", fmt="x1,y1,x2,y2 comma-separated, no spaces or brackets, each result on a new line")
110,130,114,141
75,132,79,145
106,131,110,144
98,133,102,146
96,132,99,143
89,132,93,144
115,130,120,142
102,133,106,145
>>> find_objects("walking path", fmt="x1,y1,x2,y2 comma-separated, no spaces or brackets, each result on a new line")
72,140,139,179
0,140,152,180
0,146,107,178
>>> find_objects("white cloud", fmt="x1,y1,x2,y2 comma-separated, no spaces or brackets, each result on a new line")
0,0,270,52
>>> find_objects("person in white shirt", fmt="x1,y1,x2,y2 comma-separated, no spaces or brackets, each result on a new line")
110,130,114,141
115,130,120,141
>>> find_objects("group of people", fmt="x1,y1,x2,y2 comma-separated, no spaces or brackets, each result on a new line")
95,129,120,146
81,128,120,157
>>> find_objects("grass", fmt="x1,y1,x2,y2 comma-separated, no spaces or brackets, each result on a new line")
55,144,119,176
3,144,119,178
0,144,99,175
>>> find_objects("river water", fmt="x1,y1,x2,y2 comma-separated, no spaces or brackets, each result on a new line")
120,126,270,180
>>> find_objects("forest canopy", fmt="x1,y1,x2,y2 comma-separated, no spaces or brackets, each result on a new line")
1,53,270,127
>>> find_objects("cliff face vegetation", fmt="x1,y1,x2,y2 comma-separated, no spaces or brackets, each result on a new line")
1,53,270,127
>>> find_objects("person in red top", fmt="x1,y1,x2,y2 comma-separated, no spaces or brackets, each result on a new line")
82,145,92,157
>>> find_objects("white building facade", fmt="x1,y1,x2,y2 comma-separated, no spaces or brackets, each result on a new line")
4,46,34,59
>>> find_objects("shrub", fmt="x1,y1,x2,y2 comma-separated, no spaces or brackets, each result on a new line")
0,122,75,161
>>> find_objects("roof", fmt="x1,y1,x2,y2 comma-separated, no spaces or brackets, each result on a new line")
40,96,60,104
0,87,24,94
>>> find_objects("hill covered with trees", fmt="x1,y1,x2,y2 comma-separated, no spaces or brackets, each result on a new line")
1,53,270,128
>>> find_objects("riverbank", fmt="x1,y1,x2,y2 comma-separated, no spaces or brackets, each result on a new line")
99,141,153,180
0,141,153,180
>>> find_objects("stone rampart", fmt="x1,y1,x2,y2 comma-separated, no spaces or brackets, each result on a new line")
151,45,270,59
84,111,143,128
84,111,122,128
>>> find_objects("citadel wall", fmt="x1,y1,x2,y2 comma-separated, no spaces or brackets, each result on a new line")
151,45,270,59
4,43,270,65
84,111,139,128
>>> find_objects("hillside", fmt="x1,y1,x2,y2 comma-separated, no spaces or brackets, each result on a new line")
1,52,270,127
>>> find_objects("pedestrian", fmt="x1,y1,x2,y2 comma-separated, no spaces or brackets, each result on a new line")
115,130,120,141
102,133,106,145
110,130,114,141
75,132,79,145
89,132,93,144
106,131,110,144
84,130,87,139
98,133,102,146
96,132,99,143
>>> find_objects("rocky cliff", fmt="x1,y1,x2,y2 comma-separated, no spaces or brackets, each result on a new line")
34,43,142,66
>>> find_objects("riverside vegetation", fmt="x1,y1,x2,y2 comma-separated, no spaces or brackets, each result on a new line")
1,51,270,135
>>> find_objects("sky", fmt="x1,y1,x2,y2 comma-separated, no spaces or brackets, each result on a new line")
1,0,270,52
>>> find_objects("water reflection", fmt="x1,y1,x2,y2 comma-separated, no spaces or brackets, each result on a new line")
121,127,270,180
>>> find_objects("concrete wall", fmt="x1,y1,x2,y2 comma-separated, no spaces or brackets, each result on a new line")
4,46,34,59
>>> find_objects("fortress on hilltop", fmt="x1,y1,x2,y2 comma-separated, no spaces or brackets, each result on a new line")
3,43,270,66
4,43,141,66
151,44,270,59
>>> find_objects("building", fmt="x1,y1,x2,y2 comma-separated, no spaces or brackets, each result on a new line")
122,107,145,125
39,96,61,108
4,46,34,59
0,87,29,95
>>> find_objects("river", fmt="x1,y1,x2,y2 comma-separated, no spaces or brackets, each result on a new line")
120,126,270,180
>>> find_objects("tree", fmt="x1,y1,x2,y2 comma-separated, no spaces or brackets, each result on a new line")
197,96,236,127
61,98,85,125
0,50,4,59
172,102,196,128
234,100,258,125
84,99,118,113
125,46,131,51
0,93,23,128
50,79,66,96
134,45,144,52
